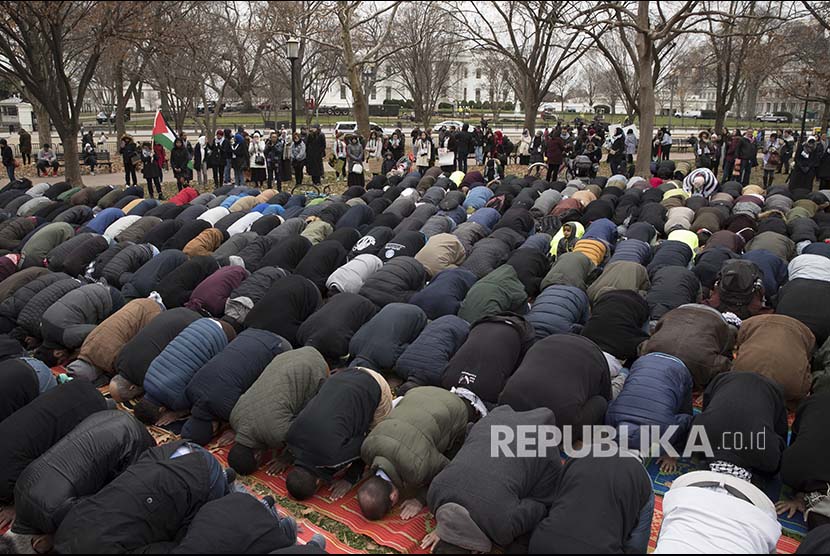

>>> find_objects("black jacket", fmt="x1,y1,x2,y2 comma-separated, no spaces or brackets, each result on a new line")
442,313,534,404
156,256,220,309
693,372,787,474
244,275,322,347
0,380,107,504
12,410,154,535
783,392,830,493
0,358,39,423
296,292,377,361
359,256,428,308
295,240,348,294
286,369,380,478
53,441,215,554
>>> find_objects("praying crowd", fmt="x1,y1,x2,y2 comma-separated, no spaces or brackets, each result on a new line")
1,153,830,553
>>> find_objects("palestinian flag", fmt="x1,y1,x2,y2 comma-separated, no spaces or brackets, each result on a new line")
152,110,176,150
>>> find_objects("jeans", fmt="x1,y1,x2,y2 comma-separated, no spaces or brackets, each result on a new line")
234,167,245,187
763,169,775,188
475,146,484,165
624,490,654,554
267,166,282,191
610,158,624,176
211,166,222,188
5,165,14,183
293,161,304,185
661,145,672,160
261,499,298,543
739,161,752,186
457,152,468,173
197,164,207,187
223,159,232,184
146,178,162,198
125,165,137,186
722,160,735,182
37,160,59,175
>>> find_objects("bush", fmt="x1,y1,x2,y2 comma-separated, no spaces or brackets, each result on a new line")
438,102,453,110
383,99,404,106
502,101,515,111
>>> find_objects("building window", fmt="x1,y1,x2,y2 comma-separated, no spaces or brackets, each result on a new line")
340,84,347,100
475,89,481,102
385,86,392,101
476,68,481,79
464,66,468,79
463,87,467,101
371,87,377,100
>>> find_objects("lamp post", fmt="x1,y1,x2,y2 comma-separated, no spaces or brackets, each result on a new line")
286,37,299,134
800,79,812,147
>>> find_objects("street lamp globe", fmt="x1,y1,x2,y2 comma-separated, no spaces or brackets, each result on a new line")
286,37,299,60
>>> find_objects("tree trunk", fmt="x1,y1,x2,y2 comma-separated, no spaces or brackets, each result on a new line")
340,11,370,139
59,127,83,186
714,106,728,137
133,82,142,113
522,90,538,135
634,1,654,177
743,80,760,121
114,59,127,140
33,99,52,146
821,99,830,134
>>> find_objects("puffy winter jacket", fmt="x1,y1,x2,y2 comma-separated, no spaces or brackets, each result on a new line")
223,266,289,325
461,234,515,279
743,249,788,299
414,233,466,278
349,302,428,370
183,228,226,258
296,292,377,361
16,277,82,339
527,285,590,341
40,283,123,349
609,239,652,265
11,410,154,535
646,266,701,320
394,315,469,384
181,329,290,444
0,271,69,330
606,353,693,448
409,268,477,321
587,260,650,305
121,249,188,300
229,347,329,452
143,318,232,411
540,252,595,291
359,256,428,308
185,265,249,317
44,233,98,273
326,254,383,295
102,243,155,287
361,387,468,493
458,264,527,324
156,256,220,309
20,222,74,269
646,240,693,276
83,208,124,235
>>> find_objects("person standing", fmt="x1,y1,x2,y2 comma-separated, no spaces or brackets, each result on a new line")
695,131,714,170
222,127,233,185
625,128,638,169
737,129,756,186
206,130,224,188
762,133,783,189
790,136,821,197
660,127,673,160
97,131,107,150
290,132,306,187
17,128,31,166
529,130,544,165
194,134,207,188
473,126,484,166
817,134,830,189
120,134,138,187
545,130,565,182
332,132,348,182
230,133,246,187
265,131,284,191
415,131,431,176
83,140,97,176
454,124,472,174
347,134,365,187
248,131,267,188
517,128,531,166
608,127,626,176
141,141,163,200
305,125,326,186
781,130,794,175
722,129,740,182
365,131,383,176
170,138,192,191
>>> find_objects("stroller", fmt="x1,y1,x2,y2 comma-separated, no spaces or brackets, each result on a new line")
387,153,415,178
567,154,597,179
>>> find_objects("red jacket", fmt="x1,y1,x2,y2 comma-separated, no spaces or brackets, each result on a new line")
545,136,566,165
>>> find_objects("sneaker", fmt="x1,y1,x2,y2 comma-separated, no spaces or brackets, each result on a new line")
224,467,237,485
309,533,327,550
262,495,276,509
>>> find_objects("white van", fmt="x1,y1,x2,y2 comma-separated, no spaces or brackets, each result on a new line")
333,121,386,136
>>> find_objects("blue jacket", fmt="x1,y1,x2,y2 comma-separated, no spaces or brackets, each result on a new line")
253,203,284,216
220,195,241,210
582,218,617,245
394,315,470,384
467,207,500,232
742,248,788,297
182,328,290,444
609,239,652,266
410,268,478,320
519,233,552,254
605,352,693,449
526,285,589,341
463,186,494,212
143,319,230,411
85,208,124,235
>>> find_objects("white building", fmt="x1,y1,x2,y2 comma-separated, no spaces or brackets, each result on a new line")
0,96,34,132
83,83,161,113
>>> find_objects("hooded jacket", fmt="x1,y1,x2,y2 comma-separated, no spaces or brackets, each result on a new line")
640,304,735,389
183,228,226,258
587,260,651,304
121,249,188,300
244,274,321,346
156,256,220,309
326,254,383,295
20,222,74,269
500,334,611,432
461,234,516,279
452,221,489,256
12,411,154,535
185,265,249,317
143,318,232,411
0,359,39,423
505,248,549,297
394,315,469,385
350,226,396,259
646,266,701,320
296,292,377,361
0,379,107,504
361,387,468,494
43,232,97,273
732,314,814,406
295,239,348,293
102,242,155,287
114,307,201,389
606,353,694,448
349,302,427,370
41,283,123,349
646,240,694,276
427,406,561,547
223,266,289,325
527,285,590,340
53,441,218,554
442,313,534,404
776,278,830,345
414,233,467,278
359,256,428,308
230,347,329,451
409,267,478,320
182,329,290,444
458,264,528,324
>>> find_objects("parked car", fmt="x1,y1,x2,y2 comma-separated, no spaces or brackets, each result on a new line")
674,110,702,119
431,120,464,132
333,121,386,137
96,111,108,125
757,112,789,123
322,106,350,116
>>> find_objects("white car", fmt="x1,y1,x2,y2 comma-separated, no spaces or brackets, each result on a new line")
333,121,386,136
756,113,788,123
674,110,701,119
432,120,464,132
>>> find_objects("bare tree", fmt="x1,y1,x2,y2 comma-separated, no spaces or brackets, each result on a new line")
386,4,460,129
450,1,595,134
0,1,123,185
551,68,576,113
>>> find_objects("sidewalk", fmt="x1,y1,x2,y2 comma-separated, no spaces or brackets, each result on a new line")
5,168,176,189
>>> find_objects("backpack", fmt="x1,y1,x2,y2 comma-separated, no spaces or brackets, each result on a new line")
715,259,763,307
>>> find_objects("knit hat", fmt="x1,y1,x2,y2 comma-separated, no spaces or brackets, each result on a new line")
234,133,244,143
